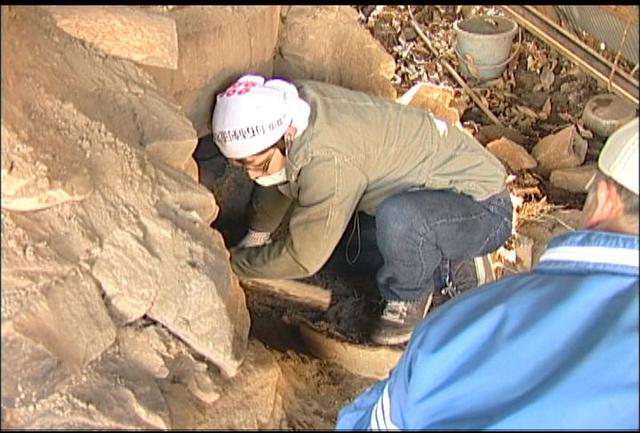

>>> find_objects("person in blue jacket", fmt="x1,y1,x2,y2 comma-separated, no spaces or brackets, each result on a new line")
336,117,639,430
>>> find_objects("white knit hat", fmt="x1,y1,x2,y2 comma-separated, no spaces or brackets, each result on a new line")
598,117,638,195
211,74,310,159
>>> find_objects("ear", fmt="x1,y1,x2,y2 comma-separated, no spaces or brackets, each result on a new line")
582,178,618,229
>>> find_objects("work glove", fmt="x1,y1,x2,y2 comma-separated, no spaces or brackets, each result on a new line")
236,229,272,248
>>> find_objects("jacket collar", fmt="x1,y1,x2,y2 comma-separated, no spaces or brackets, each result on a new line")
537,230,639,275
284,98,315,183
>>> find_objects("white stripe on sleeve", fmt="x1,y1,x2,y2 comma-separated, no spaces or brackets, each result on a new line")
370,383,400,430
540,246,639,268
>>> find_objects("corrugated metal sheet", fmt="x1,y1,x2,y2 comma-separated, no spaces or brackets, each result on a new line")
556,5,639,65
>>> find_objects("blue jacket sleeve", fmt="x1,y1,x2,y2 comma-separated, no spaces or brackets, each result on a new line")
336,379,388,430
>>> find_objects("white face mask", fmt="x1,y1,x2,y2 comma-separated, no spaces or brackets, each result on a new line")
254,167,287,187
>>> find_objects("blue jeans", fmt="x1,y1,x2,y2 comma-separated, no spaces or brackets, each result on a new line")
328,188,513,302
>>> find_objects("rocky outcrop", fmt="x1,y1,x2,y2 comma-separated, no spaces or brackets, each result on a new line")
160,340,286,429
147,200,250,376
2,74,248,367
140,6,397,138
3,328,286,429
118,326,171,379
4,345,171,429
1,123,93,212
142,6,281,137
275,6,397,101
46,6,179,69
12,269,117,373
5,6,200,177
2,6,251,429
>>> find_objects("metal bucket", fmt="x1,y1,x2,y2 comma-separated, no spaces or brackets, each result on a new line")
453,15,518,81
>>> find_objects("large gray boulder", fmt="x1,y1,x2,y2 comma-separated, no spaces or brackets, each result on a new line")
143,6,281,136
275,6,397,100
46,6,179,69
7,6,200,178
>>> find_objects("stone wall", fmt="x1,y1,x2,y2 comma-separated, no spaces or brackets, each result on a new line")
142,6,281,137
274,6,397,101
142,5,396,137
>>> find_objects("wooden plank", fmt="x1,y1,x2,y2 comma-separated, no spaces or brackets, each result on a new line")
240,278,331,311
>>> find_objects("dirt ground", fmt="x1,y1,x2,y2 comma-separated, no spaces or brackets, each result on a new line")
194,5,637,428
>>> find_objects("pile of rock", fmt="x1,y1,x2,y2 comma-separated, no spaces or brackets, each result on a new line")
481,92,636,275
485,91,636,195
1,5,399,428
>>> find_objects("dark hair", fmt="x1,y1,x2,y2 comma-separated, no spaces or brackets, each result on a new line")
270,134,287,154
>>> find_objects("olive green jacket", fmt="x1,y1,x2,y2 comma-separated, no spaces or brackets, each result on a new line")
231,80,507,279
